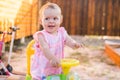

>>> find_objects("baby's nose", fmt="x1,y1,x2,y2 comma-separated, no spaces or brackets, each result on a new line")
49,19,54,22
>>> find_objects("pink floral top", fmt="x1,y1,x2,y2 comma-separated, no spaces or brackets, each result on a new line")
30,27,67,79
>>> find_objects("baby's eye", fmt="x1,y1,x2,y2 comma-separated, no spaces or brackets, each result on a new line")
54,17,58,20
45,18,49,20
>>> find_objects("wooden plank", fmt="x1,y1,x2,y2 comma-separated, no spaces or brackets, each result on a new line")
61,0,71,34
106,0,113,36
76,0,82,35
31,0,39,34
105,44,120,67
50,0,56,3
94,0,98,35
94,0,103,35
41,0,47,5
112,0,115,36
118,0,120,36
90,0,95,35
101,0,107,35
112,0,119,36
79,0,84,35
70,0,77,35
116,0,120,36
87,0,92,35
82,0,88,35
75,0,79,35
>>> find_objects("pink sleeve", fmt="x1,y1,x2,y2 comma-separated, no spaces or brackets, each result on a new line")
59,27,68,42
33,31,42,43
33,31,44,48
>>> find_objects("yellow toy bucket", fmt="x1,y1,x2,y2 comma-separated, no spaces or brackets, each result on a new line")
61,58,79,75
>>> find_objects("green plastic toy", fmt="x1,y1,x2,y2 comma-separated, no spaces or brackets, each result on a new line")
25,40,80,80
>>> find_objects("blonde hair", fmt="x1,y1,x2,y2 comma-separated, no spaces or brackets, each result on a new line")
39,2,62,19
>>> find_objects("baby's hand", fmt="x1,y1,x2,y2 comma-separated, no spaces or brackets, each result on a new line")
50,58,60,67
74,42,84,49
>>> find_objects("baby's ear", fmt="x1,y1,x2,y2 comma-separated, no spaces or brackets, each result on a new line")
60,15,63,24
38,18,42,25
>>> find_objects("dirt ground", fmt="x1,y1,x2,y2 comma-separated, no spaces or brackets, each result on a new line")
0,36,120,80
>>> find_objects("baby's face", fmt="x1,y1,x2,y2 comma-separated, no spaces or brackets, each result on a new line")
40,8,62,34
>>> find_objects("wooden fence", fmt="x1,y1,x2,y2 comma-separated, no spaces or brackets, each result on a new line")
41,0,120,36
0,0,120,42
0,0,39,42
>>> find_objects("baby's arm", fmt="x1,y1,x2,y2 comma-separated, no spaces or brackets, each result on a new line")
37,34,60,67
65,34,83,49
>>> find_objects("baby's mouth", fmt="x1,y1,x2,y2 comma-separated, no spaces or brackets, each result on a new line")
48,25,55,27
